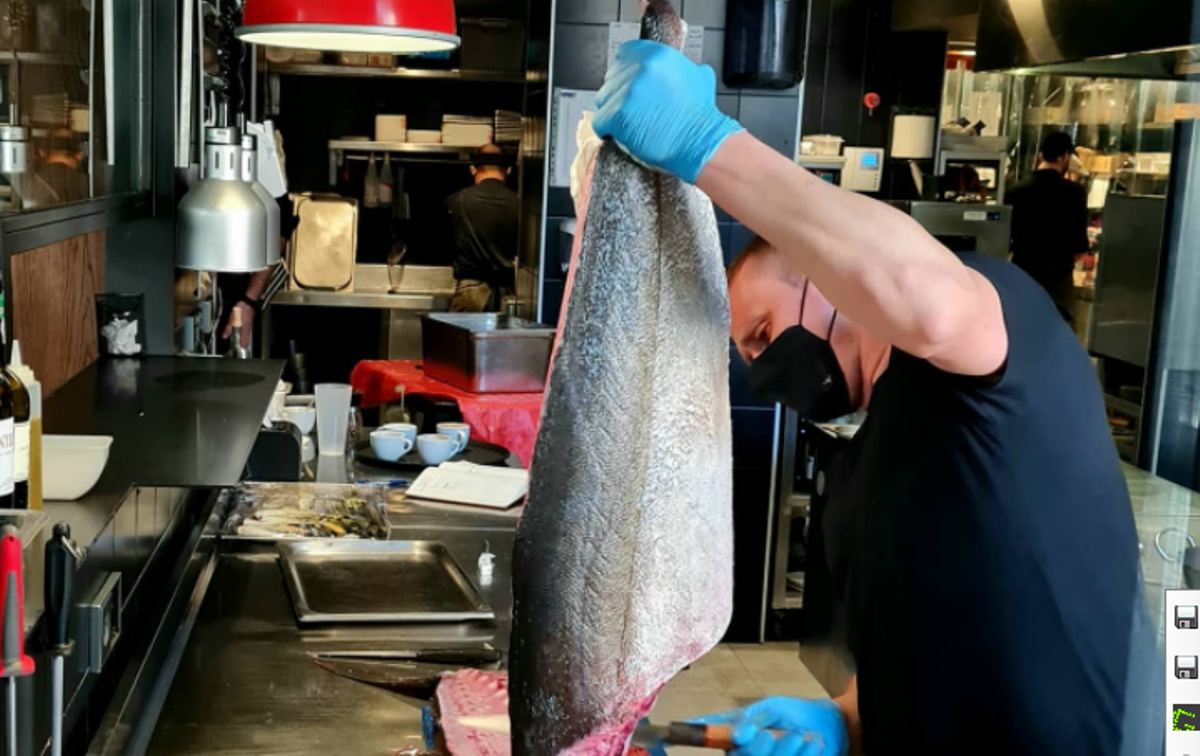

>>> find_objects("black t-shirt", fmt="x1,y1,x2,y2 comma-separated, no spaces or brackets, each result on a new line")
445,178,519,286
824,254,1162,754
1008,169,1089,290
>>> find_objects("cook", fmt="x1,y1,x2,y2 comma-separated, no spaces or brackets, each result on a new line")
445,143,519,312
595,41,1163,755
1007,131,1090,325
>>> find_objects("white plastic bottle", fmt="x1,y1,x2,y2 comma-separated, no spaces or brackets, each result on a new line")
364,153,381,209
379,154,394,205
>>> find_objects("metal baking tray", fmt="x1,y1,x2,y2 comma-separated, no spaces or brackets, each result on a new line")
277,540,494,624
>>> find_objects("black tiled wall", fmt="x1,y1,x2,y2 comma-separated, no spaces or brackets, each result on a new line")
802,0,947,198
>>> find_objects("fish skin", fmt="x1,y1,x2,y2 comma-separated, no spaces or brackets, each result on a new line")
508,3,734,756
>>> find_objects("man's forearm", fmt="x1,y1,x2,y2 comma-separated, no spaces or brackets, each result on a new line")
244,266,274,301
696,133,1005,374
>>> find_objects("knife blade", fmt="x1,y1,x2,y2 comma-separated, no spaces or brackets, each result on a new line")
315,647,502,666
314,658,454,702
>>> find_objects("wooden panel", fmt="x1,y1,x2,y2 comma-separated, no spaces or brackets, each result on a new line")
12,231,105,396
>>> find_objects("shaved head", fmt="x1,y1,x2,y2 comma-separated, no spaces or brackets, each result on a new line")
727,236,801,289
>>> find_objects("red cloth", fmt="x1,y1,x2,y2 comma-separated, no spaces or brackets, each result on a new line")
350,360,543,467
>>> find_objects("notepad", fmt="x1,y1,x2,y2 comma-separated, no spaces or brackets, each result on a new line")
406,462,529,510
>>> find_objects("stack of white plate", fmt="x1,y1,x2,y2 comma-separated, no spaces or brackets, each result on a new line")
408,130,443,144
442,115,494,147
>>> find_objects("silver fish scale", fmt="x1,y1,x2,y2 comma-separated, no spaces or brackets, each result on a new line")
509,138,734,756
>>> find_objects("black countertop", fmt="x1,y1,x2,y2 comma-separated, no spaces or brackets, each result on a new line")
42,357,284,546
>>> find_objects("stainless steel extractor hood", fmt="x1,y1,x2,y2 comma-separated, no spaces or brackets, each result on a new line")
977,0,1200,78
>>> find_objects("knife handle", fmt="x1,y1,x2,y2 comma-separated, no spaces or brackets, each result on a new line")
0,525,34,678
664,724,784,751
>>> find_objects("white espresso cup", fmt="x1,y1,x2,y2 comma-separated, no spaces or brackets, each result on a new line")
437,422,471,454
380,422,418,446
370,429,415,462
418,433,460,465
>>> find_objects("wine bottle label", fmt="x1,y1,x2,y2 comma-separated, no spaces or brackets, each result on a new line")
13,421,28,482
0,418,14,496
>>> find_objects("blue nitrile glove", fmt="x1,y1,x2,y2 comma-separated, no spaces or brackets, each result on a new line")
693,697,849,756
593,40,744,184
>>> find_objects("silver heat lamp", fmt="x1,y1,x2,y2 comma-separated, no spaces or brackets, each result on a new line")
241,134,282,267
177,126,269,273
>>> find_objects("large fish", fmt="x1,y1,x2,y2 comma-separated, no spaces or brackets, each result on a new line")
508,2,734,755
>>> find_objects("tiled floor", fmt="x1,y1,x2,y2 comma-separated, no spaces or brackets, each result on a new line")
651,643,827,753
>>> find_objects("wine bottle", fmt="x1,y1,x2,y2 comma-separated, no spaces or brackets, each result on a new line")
8,342,40,510
7,362,28,509
0,287,15,508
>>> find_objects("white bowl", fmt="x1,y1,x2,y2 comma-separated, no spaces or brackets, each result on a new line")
282,406,317,435
44,435,113,501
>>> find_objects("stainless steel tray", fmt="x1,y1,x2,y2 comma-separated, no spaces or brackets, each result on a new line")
277,540,495,624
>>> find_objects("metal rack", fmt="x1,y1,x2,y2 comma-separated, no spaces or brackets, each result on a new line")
327,140,520,182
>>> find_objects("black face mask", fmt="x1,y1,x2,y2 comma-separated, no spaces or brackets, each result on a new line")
746,282,855,422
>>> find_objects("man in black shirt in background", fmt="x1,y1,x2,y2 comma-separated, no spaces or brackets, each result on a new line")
446,144,519,312
1007,131,1090,324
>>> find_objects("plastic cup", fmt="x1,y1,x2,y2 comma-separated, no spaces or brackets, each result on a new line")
315,383,352,456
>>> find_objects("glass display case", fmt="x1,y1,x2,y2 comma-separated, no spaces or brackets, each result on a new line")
0,0,149,215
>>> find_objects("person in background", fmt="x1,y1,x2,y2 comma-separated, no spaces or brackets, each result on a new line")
446,143,518,312
1007,131,1089,324
220,196,296,350
221,267,273,349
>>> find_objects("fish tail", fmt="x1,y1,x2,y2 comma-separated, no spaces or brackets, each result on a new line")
640,0,686,50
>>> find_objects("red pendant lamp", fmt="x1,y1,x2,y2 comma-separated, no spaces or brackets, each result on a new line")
237,0,460,54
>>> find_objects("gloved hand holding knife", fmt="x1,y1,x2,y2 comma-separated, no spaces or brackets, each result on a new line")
691,696,853,756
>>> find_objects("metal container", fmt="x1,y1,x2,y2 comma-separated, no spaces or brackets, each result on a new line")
421,314,554,393
290,194,358,291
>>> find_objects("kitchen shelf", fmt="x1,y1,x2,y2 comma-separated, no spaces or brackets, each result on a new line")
330,140,495,154
271,63,526,84
0,52,75,66
328,140,519,179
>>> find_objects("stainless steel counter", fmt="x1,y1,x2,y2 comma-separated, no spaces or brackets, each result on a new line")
142,507,516,755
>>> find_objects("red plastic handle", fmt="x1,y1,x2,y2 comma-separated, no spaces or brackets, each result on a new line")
0,529,34,678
